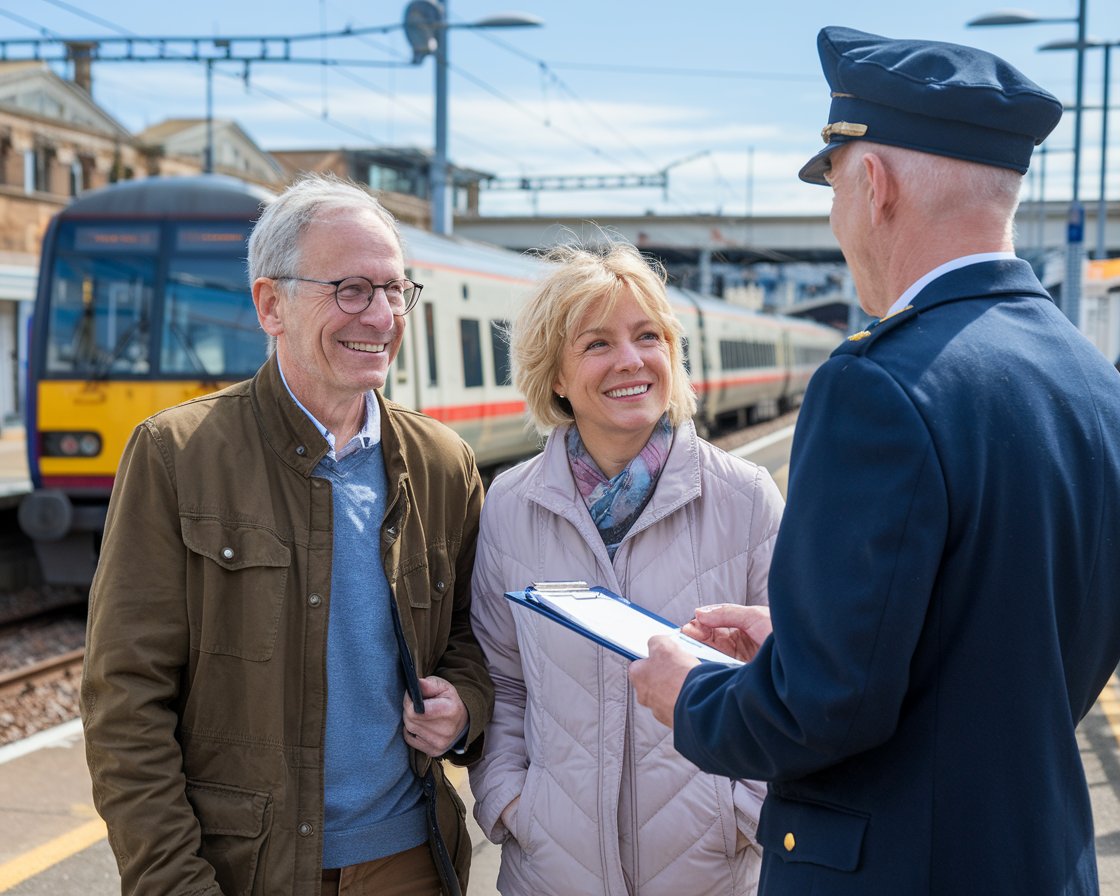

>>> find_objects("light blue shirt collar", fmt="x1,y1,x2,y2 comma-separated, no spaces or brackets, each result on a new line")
886,252,1018,318
276,358,381,459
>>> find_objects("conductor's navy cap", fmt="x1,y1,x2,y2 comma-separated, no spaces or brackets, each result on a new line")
799,26,1063,185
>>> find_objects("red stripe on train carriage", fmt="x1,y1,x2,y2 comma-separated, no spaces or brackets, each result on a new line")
422,400,528,423
691,371,786,394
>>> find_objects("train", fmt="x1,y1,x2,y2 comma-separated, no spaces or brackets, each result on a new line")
16,174,841,586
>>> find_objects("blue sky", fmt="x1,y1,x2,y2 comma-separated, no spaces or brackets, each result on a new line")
7,1,1120,218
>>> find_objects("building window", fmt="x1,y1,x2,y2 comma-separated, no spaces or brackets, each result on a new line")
25,145,55,194
69,159,83,196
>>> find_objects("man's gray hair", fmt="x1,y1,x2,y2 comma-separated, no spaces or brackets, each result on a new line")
247,173,402,286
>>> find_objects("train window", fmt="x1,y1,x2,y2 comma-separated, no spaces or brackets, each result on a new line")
394,337,408,386
719,339,777,371
423,302,438,386
461,284,470,302
490,320,511,386
161,256,265,378
461,318,483,389
45,253,155,376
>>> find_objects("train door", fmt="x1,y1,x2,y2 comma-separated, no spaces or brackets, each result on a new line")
779,331,793,409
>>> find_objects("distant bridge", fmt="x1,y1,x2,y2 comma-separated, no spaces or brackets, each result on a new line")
456,199,1120,269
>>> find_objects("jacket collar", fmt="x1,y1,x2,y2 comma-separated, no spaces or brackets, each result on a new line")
839,258,1051,354
250,354,331,477
909,256,1050,312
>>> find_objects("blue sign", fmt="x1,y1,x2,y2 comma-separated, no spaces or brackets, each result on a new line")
1068,202,1085,244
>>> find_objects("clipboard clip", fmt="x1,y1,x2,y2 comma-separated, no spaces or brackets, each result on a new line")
531,581,613,601
532,581,589,591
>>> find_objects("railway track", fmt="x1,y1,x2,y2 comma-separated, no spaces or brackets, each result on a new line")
0,646,84,699
0,609,86,747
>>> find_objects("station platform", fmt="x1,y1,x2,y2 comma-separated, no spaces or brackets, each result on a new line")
2,694,1120,893
0,722,502,895
0,425,30,502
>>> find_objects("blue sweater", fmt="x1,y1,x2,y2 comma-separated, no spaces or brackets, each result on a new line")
317,445,427,869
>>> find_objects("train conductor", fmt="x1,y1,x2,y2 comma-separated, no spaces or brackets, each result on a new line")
631,25,1120,895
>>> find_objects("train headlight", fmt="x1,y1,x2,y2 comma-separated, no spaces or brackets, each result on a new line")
42,431,102,458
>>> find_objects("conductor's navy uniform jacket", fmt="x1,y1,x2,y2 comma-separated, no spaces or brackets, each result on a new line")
675,258,1120,895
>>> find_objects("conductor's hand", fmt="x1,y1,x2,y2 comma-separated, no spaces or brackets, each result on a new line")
629,637,701,729
682,604,773,663
402,676,469,757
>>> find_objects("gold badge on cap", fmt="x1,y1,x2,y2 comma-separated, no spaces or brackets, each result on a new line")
821,121,869,143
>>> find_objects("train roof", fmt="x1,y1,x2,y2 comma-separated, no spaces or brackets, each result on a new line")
671,286,840,335
401,224,546,283
61,174,273,218
60,175,546,282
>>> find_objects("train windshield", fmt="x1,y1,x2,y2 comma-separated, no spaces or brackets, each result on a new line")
46,250,155,376
42,220,266,379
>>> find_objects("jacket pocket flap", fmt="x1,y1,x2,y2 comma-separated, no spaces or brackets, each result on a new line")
186,781,271,838
399,546,453,608
182,517,290,570
757,794,867,872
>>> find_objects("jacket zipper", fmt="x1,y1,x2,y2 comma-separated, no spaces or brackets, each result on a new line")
387,583,462,896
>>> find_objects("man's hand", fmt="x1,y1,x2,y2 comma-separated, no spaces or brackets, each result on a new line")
402,676,469,757
629,636,701,728
682,604,773,663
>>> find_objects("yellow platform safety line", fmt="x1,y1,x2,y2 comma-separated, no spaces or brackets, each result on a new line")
0,817,106,891
1098,673,1120,745
445,763,467,789
0,767,473,892
4,682,1120,893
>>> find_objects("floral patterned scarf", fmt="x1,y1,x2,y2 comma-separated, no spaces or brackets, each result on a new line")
565,414,673,559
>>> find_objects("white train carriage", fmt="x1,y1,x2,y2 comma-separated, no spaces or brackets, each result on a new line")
394,238,841,460
389,226,543,471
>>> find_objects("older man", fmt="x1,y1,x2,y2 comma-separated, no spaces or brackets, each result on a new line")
631,26,1120,895
82,174,493,896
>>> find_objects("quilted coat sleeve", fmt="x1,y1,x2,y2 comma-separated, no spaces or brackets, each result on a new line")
467,483,535,843
729,460,783,838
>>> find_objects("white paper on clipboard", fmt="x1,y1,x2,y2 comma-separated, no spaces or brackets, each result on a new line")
521,583,743,665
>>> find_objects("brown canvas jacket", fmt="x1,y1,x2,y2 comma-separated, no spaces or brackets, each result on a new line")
82,354,493,896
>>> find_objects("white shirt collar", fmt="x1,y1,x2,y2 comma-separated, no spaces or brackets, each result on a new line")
276,359,381,459
885,252,1018,318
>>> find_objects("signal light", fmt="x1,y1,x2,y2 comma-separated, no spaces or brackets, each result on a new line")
42,431,102,458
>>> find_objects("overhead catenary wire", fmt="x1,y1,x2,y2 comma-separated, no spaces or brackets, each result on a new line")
1,3,809,216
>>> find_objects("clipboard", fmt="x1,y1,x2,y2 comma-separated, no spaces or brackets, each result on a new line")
505,582,743,666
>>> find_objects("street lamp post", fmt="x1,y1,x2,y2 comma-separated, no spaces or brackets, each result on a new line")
969,2,1089,328
1042,37,1118,260
404,1,541,236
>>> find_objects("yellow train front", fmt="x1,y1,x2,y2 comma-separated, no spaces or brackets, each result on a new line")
19,176,272,585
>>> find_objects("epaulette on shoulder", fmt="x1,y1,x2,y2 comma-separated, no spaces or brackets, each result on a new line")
833,305,917,355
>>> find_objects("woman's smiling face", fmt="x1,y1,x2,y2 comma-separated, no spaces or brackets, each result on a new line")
554,287,672,474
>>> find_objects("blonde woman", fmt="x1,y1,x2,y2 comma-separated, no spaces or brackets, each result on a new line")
469,240,783,895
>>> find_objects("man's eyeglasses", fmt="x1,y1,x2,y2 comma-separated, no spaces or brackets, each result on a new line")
276,276,424,315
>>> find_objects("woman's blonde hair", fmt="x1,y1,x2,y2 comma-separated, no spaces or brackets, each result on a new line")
512,239,697,435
